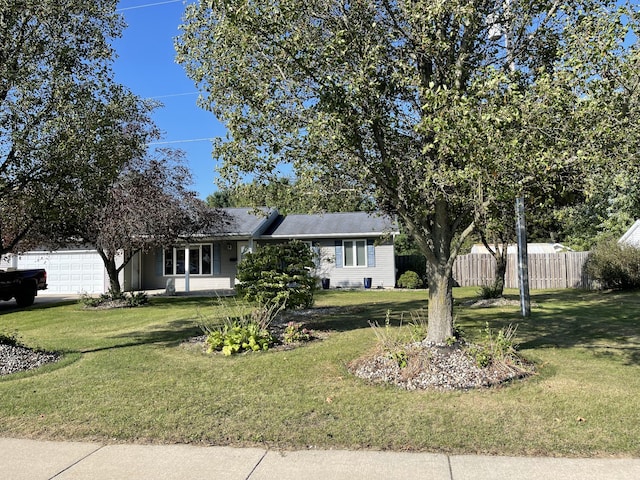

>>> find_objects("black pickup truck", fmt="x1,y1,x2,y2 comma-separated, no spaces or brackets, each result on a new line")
0,269,48,307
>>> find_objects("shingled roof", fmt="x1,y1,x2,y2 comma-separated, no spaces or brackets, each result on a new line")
211,207,278,238
260,212,397,239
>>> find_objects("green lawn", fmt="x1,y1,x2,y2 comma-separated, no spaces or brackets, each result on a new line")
0,288,638,457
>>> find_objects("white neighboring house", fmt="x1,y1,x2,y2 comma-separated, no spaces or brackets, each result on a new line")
1,209,398,294
619,220,640,247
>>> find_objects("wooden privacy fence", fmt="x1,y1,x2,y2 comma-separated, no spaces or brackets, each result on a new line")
452,252,593,290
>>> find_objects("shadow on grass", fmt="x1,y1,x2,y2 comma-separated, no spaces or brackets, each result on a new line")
0,299,78,314
502,290,640,366
80,289,640,366
302,297,428,333
81,319,203,353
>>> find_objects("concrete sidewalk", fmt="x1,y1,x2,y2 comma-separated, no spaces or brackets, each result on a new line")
1,438,639,480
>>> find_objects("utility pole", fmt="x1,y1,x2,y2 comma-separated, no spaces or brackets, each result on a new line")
516,197,531,316
493,0,531,316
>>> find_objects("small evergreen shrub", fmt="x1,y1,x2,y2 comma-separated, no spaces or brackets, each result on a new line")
236,240,316,309
586,239,640,290
397,270,422,289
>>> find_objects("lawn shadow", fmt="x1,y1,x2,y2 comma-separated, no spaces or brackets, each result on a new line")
0,298,78,314
503,290,640,366
81,319,203,353
296,296,428,333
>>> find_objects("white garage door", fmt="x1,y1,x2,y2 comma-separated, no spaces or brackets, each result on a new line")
17,250,106,294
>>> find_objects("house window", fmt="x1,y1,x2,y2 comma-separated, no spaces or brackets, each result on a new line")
343,239,367,267
164,244,214,276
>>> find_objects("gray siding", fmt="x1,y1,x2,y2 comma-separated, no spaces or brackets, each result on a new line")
315,239,395,289
257,237,395,289
140,241,239,292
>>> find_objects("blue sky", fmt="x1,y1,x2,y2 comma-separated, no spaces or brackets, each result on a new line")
113,0,224,199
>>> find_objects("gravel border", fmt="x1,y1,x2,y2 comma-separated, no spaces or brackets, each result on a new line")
0,344,61,376
348,341,535,391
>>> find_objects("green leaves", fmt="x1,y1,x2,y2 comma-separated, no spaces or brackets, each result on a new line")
176,0,639,341
236,240,316,309
0,0,155,255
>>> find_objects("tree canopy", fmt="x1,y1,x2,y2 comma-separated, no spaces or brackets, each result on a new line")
74,149,228,293
178,0,639,342
206,176,373,213
0,0,156,256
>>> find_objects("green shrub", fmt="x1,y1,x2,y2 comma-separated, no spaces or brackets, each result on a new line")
78,294,100,308
200,303,282,356
205,321,273,356
478,283,503,299
127,291,148,307
78,290,149,308
586,239,640,290
202,302,282,356
395,253,427,286
283,321,312,344
236,240,317,309
397,270,422,289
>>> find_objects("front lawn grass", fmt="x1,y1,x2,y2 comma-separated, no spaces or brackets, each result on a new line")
0,288,638,457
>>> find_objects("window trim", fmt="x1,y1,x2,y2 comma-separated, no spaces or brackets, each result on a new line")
164,244,214,276
342,239,368,268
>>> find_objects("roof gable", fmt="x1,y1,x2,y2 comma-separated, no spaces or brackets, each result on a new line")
215,207,278,237
619,220,640,247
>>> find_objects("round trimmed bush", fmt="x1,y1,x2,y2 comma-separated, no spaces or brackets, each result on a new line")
397,270,422,289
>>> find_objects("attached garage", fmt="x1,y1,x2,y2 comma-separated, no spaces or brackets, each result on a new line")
15,249,107,294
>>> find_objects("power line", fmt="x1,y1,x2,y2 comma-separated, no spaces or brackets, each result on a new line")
117,0,182,12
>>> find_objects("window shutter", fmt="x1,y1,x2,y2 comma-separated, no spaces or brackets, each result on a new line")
367,239,375,267
155,248,163,276
213,243,221,274
335,240,343,268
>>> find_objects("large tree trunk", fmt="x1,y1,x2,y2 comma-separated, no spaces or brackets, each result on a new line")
399,198,471,344
493,252,508,296
426,263,454,343
424,199,457,343
99,251,122,294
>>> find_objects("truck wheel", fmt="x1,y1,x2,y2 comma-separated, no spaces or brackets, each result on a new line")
15,286,36,307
